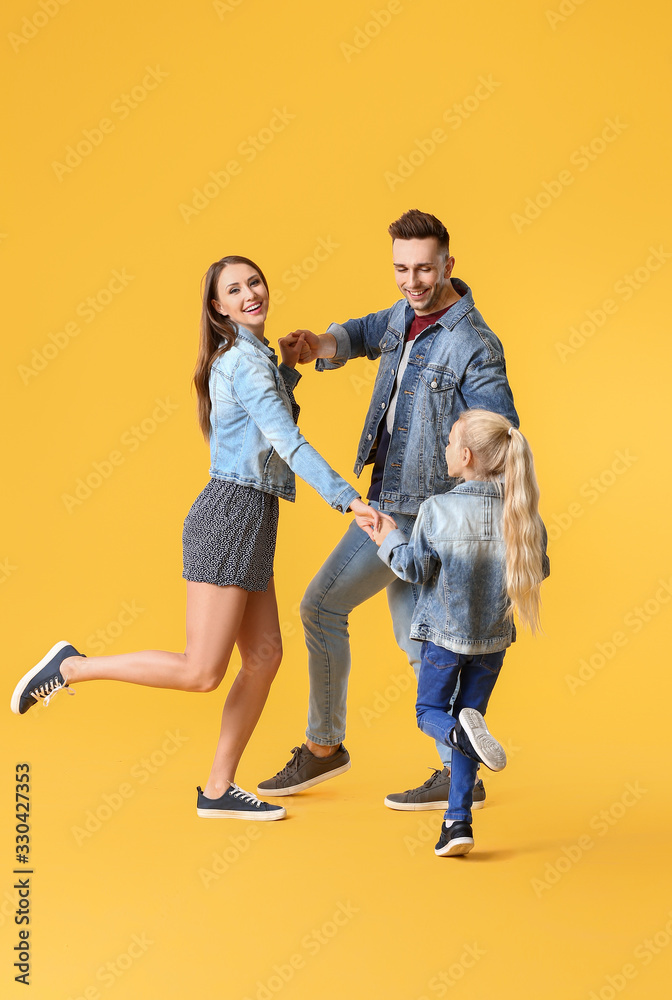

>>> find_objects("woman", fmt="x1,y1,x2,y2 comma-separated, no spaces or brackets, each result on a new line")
11,255,380,821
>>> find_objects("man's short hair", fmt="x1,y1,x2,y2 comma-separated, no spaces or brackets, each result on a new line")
388,210,450,256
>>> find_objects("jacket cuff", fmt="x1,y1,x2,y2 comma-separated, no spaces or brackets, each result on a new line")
315,323,350,371
333,486,360,514
377,529,408,564
278,363,302,390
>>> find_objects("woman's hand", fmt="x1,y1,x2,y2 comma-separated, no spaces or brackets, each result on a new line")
278,331,305,369
349,499,398,541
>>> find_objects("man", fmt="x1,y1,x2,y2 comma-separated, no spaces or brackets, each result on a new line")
258,210,518,811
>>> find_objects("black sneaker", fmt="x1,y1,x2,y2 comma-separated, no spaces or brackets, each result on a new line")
384,767,487,811
450,708,507,772
256,743,351,796
435,821,474,857
196,784,286,821
11,641,80,715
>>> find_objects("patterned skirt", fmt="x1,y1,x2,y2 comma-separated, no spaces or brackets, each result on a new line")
182,479,279,591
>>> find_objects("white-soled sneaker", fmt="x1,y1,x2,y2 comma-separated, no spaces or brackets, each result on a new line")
196,783,286,821
11,641,80,715
451,708,507,772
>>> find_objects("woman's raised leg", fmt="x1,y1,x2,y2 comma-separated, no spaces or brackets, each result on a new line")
60,581,249,693
202,578,282,798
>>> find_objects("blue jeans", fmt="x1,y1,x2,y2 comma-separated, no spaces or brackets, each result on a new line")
301,509,452,767
416,641,505,822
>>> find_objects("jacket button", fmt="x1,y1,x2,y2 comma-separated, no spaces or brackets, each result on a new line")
391,368,395,376
367,434,372,440
381,402,386,409
431,380,437,388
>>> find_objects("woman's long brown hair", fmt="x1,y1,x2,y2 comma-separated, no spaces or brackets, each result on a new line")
193,255,269,439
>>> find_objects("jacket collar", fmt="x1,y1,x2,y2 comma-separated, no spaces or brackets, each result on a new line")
451,479,504,497
229,325,277,363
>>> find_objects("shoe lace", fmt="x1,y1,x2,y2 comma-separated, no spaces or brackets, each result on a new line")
273,746,304,779
34,677,75,708
422,766,447,789
228,783,263,808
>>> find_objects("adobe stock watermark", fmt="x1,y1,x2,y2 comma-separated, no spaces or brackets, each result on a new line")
384,76,501,191
61,396,180,514
64,932,154,1000
17,268,135,385
199,826,265,889
178,107,295,223
213,0,247,16
242,901,359,1000
51,67,169,180
511,116,628,233
531,781,647,897
565,576,672,694
588,910,672,1000
546,0,590,30
547,449,637,542
340,1,403,61
359,664,415,727
71,730,189,846
266,237,340,317
0,558,18,585
84,600,145,655
555,246,670,362
8,0,70,54
415,945,487,998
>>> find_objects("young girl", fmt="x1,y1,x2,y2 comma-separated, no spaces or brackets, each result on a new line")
11,255,380,821
371,408,549,856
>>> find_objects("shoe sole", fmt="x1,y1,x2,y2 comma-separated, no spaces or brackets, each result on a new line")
11,641,71,715
256,760,351,797
459,708,506,771
196,806,287,821
435,837,474,857
384,796,486,812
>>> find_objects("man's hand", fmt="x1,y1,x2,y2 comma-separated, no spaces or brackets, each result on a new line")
292,330,337,364
278,331,305,369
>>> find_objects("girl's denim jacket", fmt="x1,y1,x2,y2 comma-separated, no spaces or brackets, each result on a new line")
377,480,550,654
208,326,359,513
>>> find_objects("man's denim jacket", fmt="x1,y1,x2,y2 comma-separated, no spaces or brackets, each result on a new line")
377,480,550,654
317,279,518,515
209,326,359,513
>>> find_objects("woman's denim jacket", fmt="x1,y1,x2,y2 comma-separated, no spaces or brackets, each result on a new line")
377,480,550,654
209,326,359,513
316,279,518,515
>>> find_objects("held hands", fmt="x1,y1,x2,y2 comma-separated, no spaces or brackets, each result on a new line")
278,331,305,369
348,499,397,542
291,330,321,365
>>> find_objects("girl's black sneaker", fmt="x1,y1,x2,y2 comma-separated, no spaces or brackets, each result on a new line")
435,821,474,856
450,708,507,771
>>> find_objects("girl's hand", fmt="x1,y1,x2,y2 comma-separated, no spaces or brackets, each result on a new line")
278,331,305,369
371,517,396,546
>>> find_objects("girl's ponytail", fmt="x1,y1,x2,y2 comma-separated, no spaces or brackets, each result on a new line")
502,426,544,633
452,410,545,633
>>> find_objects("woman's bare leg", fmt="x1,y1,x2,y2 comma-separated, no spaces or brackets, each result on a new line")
60,582,249,693
202,579,282,798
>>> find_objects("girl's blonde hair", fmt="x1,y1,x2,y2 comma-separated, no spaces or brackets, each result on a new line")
451,409,545,633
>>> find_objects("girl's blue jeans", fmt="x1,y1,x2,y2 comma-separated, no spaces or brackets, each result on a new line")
416,641,505,823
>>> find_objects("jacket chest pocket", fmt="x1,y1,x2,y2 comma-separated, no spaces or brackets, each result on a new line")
419,368,456,394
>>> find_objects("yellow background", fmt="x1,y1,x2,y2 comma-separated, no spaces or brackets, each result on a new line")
2,0,672,997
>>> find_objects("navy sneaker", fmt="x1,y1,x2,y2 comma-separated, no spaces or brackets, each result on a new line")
196,784,287,821
257,743,351,796
450,708,507,772
11,641,80,715
435,821,474,857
